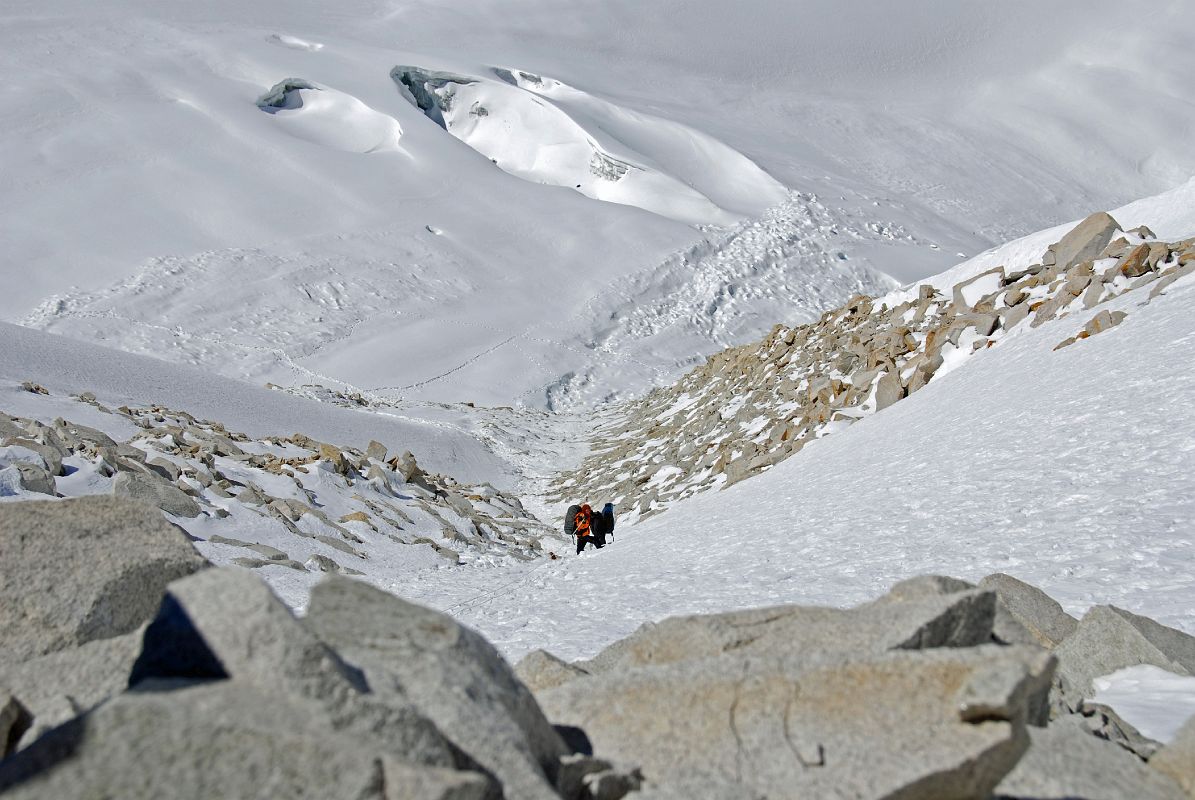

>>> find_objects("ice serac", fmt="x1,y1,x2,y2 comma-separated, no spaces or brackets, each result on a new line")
391,64,778,226
257,78,403,154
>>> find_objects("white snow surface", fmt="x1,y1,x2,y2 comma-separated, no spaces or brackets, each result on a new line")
1092,666,1195,745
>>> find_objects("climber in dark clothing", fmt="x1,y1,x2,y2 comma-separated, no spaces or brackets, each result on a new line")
565,502,615,554
593,502,615,547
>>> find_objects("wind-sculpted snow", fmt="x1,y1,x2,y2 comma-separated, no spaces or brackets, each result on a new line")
257,79,403,154
394,64,784,225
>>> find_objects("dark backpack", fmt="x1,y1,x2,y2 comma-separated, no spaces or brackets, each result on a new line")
565,504,592,538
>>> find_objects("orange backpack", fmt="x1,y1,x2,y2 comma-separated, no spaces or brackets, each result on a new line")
574,505,593,538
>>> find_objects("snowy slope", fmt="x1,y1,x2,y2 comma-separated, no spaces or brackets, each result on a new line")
393,200,1195,663
0,322,508,486
6,0,1195,410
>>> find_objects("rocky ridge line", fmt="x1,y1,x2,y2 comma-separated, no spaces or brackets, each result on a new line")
553,212,1195,520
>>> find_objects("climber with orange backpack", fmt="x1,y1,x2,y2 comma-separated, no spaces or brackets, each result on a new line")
565,502,615,554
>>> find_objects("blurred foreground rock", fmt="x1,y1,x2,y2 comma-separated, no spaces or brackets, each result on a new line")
0,499,1190,799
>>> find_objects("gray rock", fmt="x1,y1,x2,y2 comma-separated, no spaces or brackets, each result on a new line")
1076,700,1162,760
2,438,63,476
111,470,201,518
53,419,116,450
130,567,366,699
0,680,493,800
1151,713,1195,797
0,628,144,751
232,555,308,571
366,439,389,461
1085,308,1126,336
0,414,28,440
306,577,569,800
145,457,181,482
539,645,1051,799
129,569,466,769
13,462,55,495
1150,261,1195,302
516,649,591,693
268,496,309,520
1002,301,1031,330
957,312,1000,337
979,573,1078,649
1046,212,1122,272
557,753,613,800
579,589,998,676
234,481,269,505
1,692,31,757
583,768,643,800
871,574,975,602
873,369,904,411
993,716,1184,800
1054,605,1195,703
306,552,344,572
628,781,763,800
206,533,253,547
0,496,208,664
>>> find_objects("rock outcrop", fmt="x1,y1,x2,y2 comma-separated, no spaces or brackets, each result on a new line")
0,496,209,663
306,578,570,800
1,396,557,584
994,715,1184,800
1151,715,1195,797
